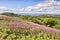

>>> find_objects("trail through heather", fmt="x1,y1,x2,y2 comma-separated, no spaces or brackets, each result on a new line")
0,15,60,33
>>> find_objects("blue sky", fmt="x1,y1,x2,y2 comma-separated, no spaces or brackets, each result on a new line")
0,0,60,14
0,0,44,8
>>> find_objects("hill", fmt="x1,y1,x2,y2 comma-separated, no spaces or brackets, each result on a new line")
0,15,60,40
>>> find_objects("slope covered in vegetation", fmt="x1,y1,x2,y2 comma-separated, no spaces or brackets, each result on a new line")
17,14,60,29
0,13,60,40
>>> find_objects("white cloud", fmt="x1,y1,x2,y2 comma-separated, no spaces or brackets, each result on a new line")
24,0,60,12
0,0,60,13
0,6,22,13
19,8,24,11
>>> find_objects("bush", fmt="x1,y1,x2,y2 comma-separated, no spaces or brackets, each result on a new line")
42,18,58,27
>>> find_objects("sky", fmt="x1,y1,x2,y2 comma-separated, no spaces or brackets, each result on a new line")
0,0,44,8
0,0,60,14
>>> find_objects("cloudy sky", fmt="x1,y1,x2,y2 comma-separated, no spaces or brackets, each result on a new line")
0,0,60,14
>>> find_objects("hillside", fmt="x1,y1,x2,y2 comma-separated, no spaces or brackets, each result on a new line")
0,15,60,33
0,15,60,40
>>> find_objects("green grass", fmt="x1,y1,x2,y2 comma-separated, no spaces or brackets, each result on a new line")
0,25,60,40
17,15,60,29
0,18,14,23
0,14,60,40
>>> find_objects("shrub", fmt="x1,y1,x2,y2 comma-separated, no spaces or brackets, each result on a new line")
42,18,58,27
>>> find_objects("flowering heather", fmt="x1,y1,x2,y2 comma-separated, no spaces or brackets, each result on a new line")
0,15,60,34
0,15,60,40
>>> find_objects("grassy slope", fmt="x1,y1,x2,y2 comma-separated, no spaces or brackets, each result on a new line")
0,15,60,40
